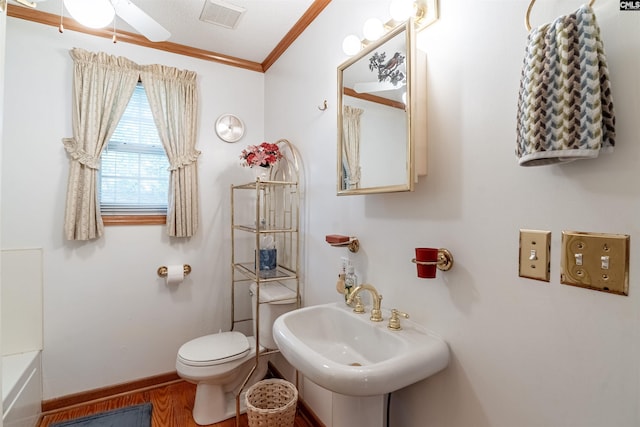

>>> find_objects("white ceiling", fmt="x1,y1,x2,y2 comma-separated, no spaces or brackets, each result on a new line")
21,0,317,64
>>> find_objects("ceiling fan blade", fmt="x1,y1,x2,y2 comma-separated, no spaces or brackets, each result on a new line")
353,81,404,94
111,0,171,42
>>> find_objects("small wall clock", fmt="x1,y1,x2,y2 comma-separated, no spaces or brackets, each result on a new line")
215,113,245,143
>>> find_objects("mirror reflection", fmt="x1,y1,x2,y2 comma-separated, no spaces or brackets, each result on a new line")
337,20,417,195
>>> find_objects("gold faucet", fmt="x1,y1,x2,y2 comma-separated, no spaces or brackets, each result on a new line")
346,284,383,322
387,309,409,330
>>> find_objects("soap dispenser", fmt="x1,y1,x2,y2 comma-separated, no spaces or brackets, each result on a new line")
336,262,346,296
344,263,358,302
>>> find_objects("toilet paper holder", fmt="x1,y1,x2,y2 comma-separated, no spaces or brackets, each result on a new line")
157,264,192,278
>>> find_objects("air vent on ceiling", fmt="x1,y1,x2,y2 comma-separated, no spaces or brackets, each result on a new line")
199,0,246,29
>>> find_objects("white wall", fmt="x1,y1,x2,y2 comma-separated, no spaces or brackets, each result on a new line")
0,1,6,424
1,18,265,399
265,0,640,426
2,1,640,426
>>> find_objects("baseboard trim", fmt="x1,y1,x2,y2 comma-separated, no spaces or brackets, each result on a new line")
41,372,181,413
268,362,326,427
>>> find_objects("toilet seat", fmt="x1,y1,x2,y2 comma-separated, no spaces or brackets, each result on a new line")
178,331,250,367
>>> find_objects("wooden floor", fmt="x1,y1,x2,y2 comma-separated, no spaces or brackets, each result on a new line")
38,380,317,427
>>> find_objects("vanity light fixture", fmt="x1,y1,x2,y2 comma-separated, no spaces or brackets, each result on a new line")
342,34,362,56
389,0,429,26
363,17,385,41
389,0,415,22
63,0,115,29
342,0,438,56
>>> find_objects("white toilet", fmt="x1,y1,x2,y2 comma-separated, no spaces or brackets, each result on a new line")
176,282,297,425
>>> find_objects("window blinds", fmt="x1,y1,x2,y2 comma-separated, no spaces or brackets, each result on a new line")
100,84,169,215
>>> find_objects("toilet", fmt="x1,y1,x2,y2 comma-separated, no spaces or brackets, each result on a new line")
176,282,297,425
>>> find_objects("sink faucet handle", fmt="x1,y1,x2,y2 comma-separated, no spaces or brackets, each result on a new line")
388,309,410,330
369,292,383,322
353,295,365,314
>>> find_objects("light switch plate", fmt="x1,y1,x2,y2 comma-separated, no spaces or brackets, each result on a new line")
561,231,630,296
519,229,551,282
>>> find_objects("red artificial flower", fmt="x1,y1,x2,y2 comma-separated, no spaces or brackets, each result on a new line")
240,142,283,168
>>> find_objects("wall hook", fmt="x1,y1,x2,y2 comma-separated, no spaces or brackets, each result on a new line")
318,100,328,111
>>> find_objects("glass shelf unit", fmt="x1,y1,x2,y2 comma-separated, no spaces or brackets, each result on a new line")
229,140,302,425
230,177,300,345
231,179,299,294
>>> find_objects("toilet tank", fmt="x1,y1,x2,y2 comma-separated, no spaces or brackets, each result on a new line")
250,282,297,349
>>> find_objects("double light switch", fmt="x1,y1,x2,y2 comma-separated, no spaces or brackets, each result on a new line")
560,231,630,295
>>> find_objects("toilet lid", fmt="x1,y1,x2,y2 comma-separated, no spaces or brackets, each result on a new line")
178,331,250,366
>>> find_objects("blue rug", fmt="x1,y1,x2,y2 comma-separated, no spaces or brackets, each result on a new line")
50,403,152,427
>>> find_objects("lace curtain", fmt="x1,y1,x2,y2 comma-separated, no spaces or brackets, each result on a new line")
342,105,364,189
62,48,200,240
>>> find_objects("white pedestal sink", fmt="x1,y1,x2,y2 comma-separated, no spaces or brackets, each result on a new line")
273,302,450,426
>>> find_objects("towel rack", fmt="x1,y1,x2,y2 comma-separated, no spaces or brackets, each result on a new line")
525,0,595,31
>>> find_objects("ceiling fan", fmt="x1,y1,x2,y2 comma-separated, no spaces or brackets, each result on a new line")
15,0,171,42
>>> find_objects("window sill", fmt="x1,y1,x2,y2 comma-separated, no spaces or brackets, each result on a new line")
103,215,166,226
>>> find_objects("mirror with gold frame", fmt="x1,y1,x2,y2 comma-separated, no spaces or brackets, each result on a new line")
337,19,426,195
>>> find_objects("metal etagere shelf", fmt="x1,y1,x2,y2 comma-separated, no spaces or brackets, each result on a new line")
229,140,301,425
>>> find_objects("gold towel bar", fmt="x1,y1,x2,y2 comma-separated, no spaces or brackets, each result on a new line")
157,264,192,277
525,0,595,31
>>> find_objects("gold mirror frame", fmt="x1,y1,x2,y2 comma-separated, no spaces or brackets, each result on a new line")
414,0,439,32
337,19,425,195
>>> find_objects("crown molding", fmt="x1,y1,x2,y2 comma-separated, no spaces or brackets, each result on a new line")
7,0,333,73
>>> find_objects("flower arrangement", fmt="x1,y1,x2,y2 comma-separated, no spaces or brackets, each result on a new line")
240,142,282,168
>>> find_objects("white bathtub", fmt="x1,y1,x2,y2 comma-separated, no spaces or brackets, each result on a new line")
2,351,42,427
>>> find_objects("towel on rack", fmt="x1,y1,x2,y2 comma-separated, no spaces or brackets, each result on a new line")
515,4,615,166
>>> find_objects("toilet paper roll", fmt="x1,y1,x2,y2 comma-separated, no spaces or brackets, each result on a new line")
166,264,185,285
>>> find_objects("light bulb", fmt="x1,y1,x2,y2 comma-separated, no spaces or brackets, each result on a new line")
342,35,362,56
64,0,115,29
362,18,384,41
389,0,414,22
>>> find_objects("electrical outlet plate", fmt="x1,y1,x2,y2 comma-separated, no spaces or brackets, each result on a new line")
519,229,551,282
561,231,630,296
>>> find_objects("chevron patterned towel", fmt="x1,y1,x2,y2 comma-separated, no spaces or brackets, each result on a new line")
516,4,615,166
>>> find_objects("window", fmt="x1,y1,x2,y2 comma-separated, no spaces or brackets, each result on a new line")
99,83,169,222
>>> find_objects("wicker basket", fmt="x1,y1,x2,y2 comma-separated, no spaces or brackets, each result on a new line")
245,379,298,427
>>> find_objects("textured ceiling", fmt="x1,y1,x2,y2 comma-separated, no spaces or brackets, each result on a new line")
22,0,317,64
